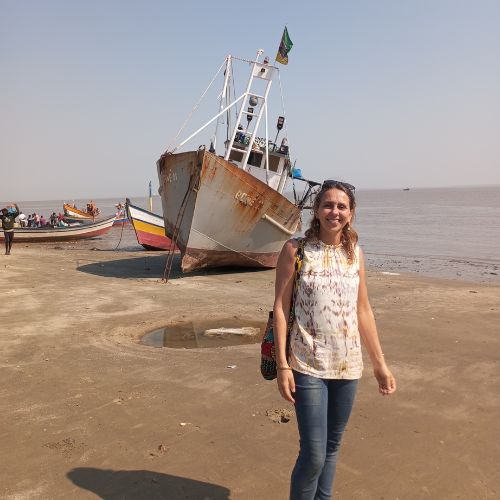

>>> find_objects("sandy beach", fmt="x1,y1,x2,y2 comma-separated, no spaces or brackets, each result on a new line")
1,245,499,500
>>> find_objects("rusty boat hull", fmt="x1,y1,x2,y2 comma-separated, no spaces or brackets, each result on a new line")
157,150,300,272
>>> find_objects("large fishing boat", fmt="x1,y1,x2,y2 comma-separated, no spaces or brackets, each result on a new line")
157,50,314,273
0,215,116,242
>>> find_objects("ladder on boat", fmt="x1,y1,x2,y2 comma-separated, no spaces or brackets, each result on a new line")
224,54,276,174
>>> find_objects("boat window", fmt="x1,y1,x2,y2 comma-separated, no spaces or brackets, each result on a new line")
268,155,281,173
229,149,244,163
248,150,262,168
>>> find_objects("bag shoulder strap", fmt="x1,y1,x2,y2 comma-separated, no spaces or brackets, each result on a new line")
294,237,305,273
290,238,305,316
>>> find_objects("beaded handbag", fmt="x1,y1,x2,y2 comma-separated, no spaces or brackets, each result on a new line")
260,239,304,380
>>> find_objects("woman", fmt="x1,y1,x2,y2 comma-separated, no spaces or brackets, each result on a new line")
274,180,396,500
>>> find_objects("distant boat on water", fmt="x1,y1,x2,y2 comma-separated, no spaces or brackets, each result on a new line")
125,199,177,251
0,215,116,242
63,203,100,220
403,188,410,191
63,202,127,225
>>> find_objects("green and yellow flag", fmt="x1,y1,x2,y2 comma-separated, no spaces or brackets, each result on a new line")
275,27,293,65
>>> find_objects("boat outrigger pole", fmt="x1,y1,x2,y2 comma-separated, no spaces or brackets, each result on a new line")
171,93,246,153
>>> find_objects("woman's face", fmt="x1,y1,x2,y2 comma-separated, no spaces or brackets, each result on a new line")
315,188,353,237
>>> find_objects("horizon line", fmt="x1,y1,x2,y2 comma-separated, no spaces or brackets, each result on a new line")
2,183,500,204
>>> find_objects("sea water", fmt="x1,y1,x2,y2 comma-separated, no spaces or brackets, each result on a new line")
355,186,500,282
2,186,499,283
300,185,500,283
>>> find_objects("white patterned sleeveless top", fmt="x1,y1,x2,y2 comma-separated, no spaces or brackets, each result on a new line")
289,239,363,379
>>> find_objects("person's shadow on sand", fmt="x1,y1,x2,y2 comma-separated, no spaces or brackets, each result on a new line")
67,467,230,499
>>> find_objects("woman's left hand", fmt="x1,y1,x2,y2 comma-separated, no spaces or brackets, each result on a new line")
374,365,396,395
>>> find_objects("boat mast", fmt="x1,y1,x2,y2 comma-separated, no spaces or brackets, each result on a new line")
275,67,292,194
212,55,232,152
264,98,269,183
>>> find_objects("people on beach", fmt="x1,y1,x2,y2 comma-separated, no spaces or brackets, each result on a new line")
1,203,20,255
273,180,396,499
86,200,99,217
18,212,27,227
115,202,125,219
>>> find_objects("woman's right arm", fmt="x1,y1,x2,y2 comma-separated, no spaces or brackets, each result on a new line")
273,239,298,403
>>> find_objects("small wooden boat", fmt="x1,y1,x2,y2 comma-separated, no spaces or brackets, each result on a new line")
64,208,127,225
63,203,99,219
125,199,177,251
0,215,116,242
63,214,90,224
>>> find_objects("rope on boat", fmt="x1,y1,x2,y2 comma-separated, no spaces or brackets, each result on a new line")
113,216,127,250
162,149,204,283
230,55,279,67
161,183,194,283
277,67,304,204
167,58,227,153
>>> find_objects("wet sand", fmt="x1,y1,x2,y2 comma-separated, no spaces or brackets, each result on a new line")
1,245,499,499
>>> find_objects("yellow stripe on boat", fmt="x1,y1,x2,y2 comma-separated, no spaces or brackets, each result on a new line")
134,220,165,236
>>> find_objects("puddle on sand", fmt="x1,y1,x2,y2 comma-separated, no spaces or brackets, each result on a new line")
141,318,265,349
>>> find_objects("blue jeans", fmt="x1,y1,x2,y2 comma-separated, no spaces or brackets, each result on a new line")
290,371,358,500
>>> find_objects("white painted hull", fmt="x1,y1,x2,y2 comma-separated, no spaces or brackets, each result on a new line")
126,200,176,251
0,216,116,242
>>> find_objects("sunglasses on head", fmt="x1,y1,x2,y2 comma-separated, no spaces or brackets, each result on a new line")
322,180,356,192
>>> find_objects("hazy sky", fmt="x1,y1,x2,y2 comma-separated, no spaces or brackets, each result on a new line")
1,0,499,201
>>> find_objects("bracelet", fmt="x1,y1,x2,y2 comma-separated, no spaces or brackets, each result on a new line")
277,366,292,371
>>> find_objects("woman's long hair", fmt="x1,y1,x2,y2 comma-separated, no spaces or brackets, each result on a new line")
304,182,359,263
